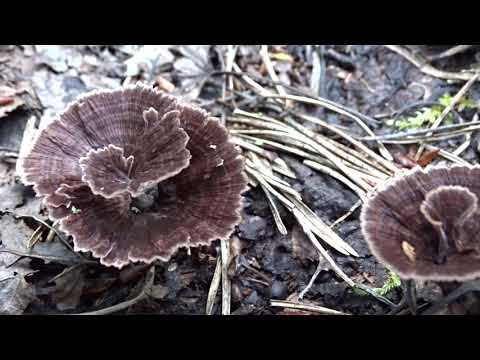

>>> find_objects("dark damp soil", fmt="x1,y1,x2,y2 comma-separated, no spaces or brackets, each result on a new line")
1,45,479,315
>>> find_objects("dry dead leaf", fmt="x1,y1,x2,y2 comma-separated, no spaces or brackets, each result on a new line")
173,45,212,101
124,45,174,78
0,213,78,265
82,277,116,296
0,183,26,211
417,148,440,167
1,230,36,315
0,264,35,314
42,265,86,311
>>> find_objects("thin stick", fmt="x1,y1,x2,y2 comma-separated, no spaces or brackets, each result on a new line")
294,112,398,174
385,45,478,82
16,115,37,176
271,299,349,315
294,209,395,307
0,249,94,264
45,221,59,242
27,225,44,248
291,199,358,256
232,62,275,97
265,93,394,161
228,115,291,132
220,238,231,315
427,45,474,62
206,255,222,315
369,126,480,144
361,120,480,141
415,72,480,160
260,183,288,235
224,45,237,96
425,145,470,165
207,70,381,125
260,45,291,107
299,254,324,299
4,211,79,256
246,167,295,209
242,263,272,284
74,266,155,315
453,114,477,156
303,160,367,201
330,200,362,229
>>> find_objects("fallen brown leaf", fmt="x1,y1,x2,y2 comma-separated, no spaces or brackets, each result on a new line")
417,148,440,167
42,265,86,311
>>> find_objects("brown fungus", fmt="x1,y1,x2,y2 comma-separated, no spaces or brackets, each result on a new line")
19,83,248,268
361,165,480,282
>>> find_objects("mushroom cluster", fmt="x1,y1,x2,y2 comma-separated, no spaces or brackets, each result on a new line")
361,165,480,282
19,83,247,268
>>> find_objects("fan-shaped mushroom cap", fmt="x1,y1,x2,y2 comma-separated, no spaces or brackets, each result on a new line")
19,86,191,199
19,83,247,268
361,165,480,282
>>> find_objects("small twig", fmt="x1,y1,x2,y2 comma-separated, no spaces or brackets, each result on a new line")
368,126,480,144
220,238,231,315
246,167,295,209
206,255,223,315
415,72,480,160
426,45,475,62
291,111,398,174
0,248,95,264
27,225,44,248
294,209,395,307
231,62,276,98
278,117,373,191
361,120,480,141
303,160,367,201
48,263,85,283
4,211,84,260
74,266,155,315
260,45,291,107
425,145,470,165
299,254,324,299
453,113,478,156
265,93,394,161
260,183,288,235
16,115,37,176
45,221,59,242
245,277,270,287
271,299,349,315
241,263,272,285
330,200,362,229
207,70,381,125
310,46,326,96
289,196,358,256
385,45,478,82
